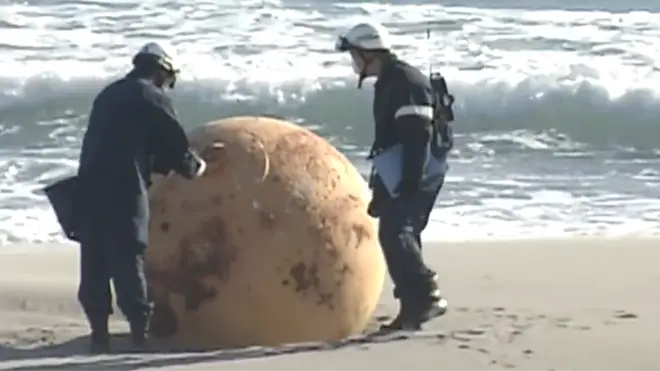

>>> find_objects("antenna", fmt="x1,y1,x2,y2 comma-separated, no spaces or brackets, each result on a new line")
427,27,432,76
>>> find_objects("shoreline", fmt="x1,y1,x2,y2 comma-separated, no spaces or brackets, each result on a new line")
4,234,660,250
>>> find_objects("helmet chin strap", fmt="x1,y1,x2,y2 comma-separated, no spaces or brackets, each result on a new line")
356,51,376,89
357,71,367,89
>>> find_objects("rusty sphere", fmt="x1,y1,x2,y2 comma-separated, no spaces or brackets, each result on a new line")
146,116,386,350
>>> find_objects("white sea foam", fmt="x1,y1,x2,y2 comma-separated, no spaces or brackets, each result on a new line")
1,0,660,244
1,1,659,95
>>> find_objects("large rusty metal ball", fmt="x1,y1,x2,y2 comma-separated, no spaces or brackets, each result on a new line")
146,116,386,350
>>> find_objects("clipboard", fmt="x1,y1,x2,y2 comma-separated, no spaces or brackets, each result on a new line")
371,143,447,198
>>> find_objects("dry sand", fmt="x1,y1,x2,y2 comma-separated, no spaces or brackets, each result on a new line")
0,238,658,370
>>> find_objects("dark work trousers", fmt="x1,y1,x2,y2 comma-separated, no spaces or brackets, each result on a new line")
378,185,442,302
78,228,151,333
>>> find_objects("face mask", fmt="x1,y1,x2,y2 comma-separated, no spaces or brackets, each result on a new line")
167,75,177,90
351,58,361,74
160,71,177,90
350,54,363,75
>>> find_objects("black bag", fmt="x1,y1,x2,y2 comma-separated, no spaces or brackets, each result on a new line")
429,72,455,157
43,176,81,242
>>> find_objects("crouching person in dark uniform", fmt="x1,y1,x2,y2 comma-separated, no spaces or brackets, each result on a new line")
335,21,455,330
76,42,207,353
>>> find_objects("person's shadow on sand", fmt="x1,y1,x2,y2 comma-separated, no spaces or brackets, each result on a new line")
0,323,444,371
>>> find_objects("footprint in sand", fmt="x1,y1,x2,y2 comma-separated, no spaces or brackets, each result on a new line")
451,328,487,342
553,317,572,328
601,310,637,325
613,310,638,319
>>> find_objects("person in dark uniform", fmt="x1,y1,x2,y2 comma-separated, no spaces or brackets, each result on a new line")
76,41,206,353
335,21,455,330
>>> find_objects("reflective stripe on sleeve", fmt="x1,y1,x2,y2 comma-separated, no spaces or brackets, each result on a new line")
394,105,434,120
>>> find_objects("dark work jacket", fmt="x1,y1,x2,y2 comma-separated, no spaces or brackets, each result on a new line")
370,55,452,201
76,69,193,246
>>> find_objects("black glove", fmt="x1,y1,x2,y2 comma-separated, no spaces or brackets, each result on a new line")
367,173,389,218
367,197,382,218
179,149,207,179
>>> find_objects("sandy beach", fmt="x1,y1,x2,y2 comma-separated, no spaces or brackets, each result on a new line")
0,238,658,370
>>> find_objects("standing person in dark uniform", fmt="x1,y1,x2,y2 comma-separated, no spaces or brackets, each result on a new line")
335,21,455,330
76,41,206,353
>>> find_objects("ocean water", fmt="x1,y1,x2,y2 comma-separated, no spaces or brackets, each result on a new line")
1,0,660,245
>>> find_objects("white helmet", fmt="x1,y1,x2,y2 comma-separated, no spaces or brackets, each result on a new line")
335,21,392,52
134,41,180,74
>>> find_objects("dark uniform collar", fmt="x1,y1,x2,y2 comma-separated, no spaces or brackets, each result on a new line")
126,68,158,84
125,68,164,90
126,68,147,79
375,53,399,85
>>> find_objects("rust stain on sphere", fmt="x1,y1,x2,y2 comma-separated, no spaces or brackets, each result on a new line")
146,116,386,350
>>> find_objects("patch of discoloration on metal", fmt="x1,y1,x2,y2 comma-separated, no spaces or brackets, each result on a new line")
347,194,363,205
352,222,371,249
179,199,211,213
289,262,320,293
210,195,223,206
273,130,327,205
165,178,180,191
149,295,179,337
151,196,168,214
284,192,371,311
258,210,276,230
287,260,344,311
147,214,239,338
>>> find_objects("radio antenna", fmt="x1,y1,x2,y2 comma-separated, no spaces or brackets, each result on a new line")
426,27,432,76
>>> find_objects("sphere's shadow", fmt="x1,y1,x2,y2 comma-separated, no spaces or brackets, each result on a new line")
0,315,448,371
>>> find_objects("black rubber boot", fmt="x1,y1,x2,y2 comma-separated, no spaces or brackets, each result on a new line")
88,316,110,354
129,317,150,352
88,320,111,354
381,276,448,331
411,290,449,325
380,300,422,331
